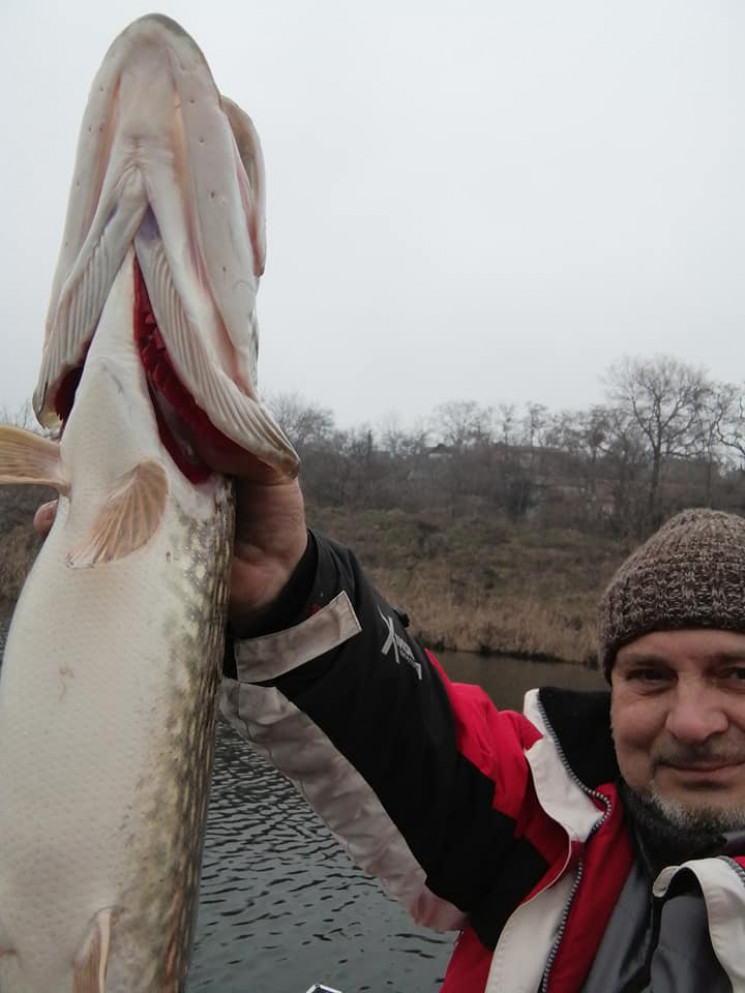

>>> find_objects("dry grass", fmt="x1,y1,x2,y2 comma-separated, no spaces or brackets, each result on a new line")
1,497,633,665
0,485,52,618
373,573,599,663
308,504,633,666
0,524,41,616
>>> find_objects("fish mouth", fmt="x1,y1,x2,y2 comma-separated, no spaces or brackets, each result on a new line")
34,14,299,479
51,256,240,485
133,256,227,484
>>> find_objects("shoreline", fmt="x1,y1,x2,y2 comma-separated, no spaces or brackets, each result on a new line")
1,503,628,667
0,600,597,667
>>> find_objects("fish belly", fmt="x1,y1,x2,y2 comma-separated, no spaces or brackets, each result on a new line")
0,482,233,992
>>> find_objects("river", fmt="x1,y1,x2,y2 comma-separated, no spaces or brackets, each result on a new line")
0,622,605,992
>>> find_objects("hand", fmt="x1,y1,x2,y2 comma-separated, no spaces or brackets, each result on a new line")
193,437,307,636
33,443,307,636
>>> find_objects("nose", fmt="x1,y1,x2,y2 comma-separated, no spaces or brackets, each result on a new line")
665,681,729,743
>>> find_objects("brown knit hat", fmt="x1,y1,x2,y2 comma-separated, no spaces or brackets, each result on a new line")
598,508,745,679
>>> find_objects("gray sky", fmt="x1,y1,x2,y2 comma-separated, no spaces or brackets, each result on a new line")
1,0,743,431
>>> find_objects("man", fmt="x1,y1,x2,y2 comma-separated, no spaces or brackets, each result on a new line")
34,458,745,991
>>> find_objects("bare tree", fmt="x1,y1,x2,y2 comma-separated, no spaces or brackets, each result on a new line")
546,406,613,517
713,382,745,468
377,413,429,459
264,391,336,453
605,356,713,525
496,402,517,446
520,402,549,448
431,400,493,450
0,400,38,432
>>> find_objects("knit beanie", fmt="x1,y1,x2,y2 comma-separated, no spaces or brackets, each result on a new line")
598,508,745,680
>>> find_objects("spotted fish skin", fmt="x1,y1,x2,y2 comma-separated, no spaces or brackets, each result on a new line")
0,250,234,993
105,501,235,993
0,12,297,992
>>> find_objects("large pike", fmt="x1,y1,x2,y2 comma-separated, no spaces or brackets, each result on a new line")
0,15,297,992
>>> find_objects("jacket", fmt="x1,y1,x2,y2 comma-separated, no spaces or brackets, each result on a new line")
219,532,745,991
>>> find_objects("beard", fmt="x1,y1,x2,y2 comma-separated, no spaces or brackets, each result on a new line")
642,783,745,834
618,778,745,873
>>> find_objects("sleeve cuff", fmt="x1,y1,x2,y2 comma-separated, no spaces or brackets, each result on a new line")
232,590,362,683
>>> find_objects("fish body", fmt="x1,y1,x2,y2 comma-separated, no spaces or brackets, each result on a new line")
0,252,233,992
0,15,296,992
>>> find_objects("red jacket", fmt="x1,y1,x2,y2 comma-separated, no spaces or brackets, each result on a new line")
220,533,745,991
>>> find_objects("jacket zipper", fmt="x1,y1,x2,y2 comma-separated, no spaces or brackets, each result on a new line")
536,697,613,993
724,856,745,889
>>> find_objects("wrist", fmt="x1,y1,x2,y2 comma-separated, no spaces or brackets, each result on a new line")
229,528,314,637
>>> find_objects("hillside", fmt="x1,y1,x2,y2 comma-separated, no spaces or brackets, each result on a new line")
307,503,631,665
0,487,630,666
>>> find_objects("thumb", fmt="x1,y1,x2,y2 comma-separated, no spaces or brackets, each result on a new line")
34,500,58,540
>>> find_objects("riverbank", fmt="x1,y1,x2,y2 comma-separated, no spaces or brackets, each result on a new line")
0,491,633,665
307,504,632,666
0,485,50,620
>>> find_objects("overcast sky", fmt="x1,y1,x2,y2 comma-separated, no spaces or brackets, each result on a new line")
0,1,743,431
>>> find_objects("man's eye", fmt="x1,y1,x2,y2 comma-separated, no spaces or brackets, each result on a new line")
627,668,670,685
720,667,745,683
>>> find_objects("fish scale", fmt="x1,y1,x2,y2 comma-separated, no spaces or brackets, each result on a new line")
0,250,235,992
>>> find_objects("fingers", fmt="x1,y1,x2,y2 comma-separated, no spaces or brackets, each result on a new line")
191,434,290,485
34,500,58,539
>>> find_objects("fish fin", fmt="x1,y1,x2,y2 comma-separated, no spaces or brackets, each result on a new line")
0,425,68,492
35,169,148,427
68,459,168,568
73,908,113,993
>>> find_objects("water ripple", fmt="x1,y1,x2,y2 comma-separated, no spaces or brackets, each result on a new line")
1,622,452,991
189,722,452,992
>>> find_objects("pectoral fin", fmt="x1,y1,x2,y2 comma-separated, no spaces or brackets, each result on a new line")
0,425,68,492
68,459,168,568
74,908,113,993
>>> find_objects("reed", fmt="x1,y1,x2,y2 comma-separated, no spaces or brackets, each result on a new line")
309,504,632,666
1,496,632,664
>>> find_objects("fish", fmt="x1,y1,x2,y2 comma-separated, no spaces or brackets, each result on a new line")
0,14,297,992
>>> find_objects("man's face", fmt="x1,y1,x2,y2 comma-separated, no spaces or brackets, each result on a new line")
611,629,745,828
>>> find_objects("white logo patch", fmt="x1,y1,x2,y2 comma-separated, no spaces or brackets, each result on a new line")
378,607,422,679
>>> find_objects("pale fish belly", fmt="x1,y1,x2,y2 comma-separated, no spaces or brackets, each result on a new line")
0,481,234,993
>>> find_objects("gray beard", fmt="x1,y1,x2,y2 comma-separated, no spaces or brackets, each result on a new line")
618,779,732,873
644,783,745,835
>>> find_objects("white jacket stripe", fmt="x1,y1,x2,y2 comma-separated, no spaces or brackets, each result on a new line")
233,591,361,681
219,677,466,932
485,869,576,993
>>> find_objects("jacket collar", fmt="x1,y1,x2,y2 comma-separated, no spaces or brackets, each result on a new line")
524,689,610,843
536,686,618,790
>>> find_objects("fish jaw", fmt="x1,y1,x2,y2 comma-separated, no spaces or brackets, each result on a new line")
34,14,298,475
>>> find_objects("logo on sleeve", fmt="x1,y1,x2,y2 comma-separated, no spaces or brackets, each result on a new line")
378,607,422,679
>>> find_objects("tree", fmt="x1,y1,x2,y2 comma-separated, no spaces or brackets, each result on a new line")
713,382,745,469
605,356,713,526
264,391,335,453
0,401,38,432
520,402,549,448
431,400,493,450
496,403,517,446
696,382,737,502
377,414,429,460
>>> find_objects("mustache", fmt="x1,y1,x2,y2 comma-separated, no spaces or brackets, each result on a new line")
653,743,745,768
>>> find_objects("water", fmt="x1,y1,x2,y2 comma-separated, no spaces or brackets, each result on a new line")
188,722,452,992
0,619,605,992
435,650,606,713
